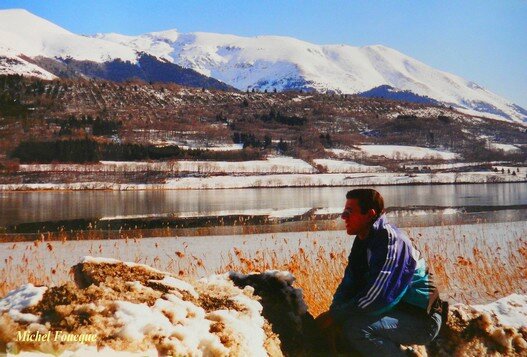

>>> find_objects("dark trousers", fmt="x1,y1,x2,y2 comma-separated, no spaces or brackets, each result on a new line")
341,306,441,356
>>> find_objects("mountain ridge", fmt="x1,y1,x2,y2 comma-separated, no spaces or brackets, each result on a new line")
0,9,234,90
95,30,527,123
0,9,525,124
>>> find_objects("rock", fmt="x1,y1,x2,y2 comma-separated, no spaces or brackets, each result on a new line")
230,271,327,356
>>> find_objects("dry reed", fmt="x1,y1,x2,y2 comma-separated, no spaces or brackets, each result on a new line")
1,223,526,317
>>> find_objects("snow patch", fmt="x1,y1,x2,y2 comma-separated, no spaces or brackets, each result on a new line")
472,294,527,328
150,276,198,298
330,145,459,160
489,143,521,153
0,284,47,323
268,207,311,218
313,158,386,173
0,54,56,79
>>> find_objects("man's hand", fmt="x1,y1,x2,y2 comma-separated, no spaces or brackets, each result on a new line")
315,310,335,330
315,311,339,354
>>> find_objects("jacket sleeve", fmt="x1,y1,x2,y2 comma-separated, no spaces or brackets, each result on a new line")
330,227,409,321
329,252,355,310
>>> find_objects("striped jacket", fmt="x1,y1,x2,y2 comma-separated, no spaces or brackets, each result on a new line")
330,214,439,321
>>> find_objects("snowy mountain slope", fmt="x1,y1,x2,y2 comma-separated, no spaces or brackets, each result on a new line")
95,30,527,124
0,9,137,62
0,9,525,123
0,9,233,89
0,54,56,79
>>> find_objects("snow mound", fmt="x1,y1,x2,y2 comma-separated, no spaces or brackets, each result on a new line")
0,257,283,356
428,300,527,356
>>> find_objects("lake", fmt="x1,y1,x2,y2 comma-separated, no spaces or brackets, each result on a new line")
1,183,526,232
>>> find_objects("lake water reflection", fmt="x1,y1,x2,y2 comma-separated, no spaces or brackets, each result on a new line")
1,183,526,227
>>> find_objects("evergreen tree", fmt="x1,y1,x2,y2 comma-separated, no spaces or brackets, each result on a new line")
264,135,272,148
277,138,288,153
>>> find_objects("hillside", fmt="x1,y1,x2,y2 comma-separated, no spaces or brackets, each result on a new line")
0,75,525,169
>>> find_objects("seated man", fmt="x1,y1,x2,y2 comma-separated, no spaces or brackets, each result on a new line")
316,189,446,356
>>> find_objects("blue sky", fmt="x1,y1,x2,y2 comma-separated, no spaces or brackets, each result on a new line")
1,0,526,107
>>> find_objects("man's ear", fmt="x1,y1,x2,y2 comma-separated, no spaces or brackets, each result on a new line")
368,209,377,219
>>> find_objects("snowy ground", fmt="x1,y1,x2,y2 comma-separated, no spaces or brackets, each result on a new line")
329,145,460,160
17,156,317,174
1,171,524,191
478,135,523,153
1,220,525,298
407,161,508,170
9,151,526,191
0,54,57,80
472,294,527,328
156,143,244,151
489,143,522,153
493,166,527,176
312,159,386,173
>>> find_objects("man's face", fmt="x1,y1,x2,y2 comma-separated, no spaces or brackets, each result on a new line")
341,198,375,238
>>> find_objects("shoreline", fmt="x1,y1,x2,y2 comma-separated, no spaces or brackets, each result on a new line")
2,204,527,241
0,171,525,191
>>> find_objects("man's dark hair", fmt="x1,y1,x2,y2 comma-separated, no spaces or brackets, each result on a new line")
346,189,384,217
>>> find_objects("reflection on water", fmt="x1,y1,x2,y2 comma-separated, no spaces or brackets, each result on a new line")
1,183,526,227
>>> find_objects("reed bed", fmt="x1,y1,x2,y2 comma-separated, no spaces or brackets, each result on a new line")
1,222,526,317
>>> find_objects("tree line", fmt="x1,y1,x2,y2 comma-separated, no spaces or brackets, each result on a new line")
259,108,307,126
10,138,263,163
56,115,122,136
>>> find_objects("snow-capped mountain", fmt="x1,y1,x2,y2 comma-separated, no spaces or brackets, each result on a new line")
0,9,137,62
0,9,233,90
0,9,525,123
95,30,527,124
